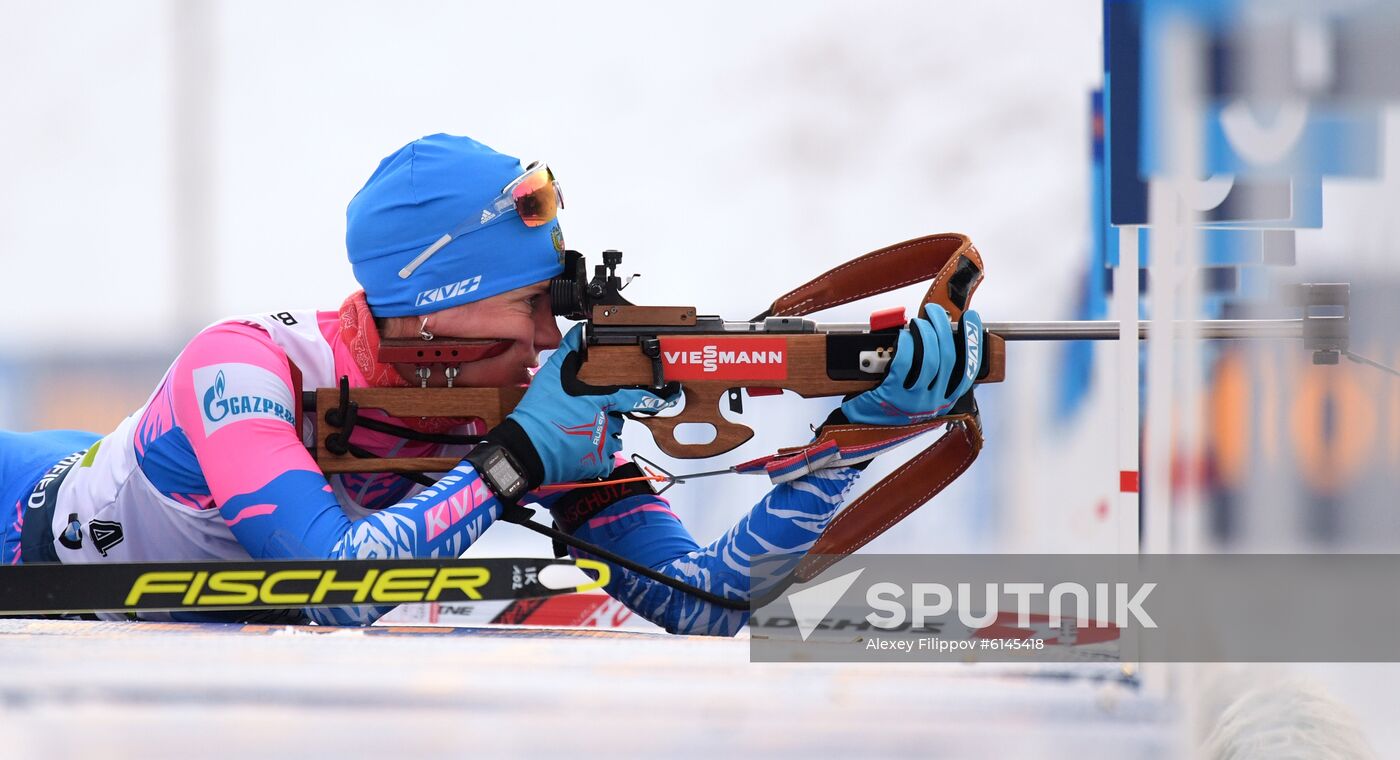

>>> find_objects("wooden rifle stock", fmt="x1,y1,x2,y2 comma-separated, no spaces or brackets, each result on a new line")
313,232,999,472
576,331,1005,459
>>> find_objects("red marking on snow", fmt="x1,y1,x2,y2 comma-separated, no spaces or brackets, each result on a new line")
1095,499,1110,521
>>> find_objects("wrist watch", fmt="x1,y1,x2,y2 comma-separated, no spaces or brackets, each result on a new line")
465,442,530,504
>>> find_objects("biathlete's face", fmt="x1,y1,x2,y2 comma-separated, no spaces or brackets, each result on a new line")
425,280,562,387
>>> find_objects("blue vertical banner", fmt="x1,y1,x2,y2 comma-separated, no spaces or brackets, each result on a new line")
1096,0,1398,544
1114,0,1384,272
1053,91,1109,423
1104,0,1383,289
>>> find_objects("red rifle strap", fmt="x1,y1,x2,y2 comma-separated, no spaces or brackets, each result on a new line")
794,415,982,583
762,233,984,320
781,419,946,454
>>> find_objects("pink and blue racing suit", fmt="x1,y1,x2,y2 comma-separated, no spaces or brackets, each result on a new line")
0,299,862,633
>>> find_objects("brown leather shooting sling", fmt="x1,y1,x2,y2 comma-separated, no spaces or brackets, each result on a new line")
310,234,997,609
751,233,992,584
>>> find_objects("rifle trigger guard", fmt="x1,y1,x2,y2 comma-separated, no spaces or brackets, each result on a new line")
640,337,667,391
638,385,756,459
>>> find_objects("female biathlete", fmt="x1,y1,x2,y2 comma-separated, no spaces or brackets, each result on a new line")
0,134,980,633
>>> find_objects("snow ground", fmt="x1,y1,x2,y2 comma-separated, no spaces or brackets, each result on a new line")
0,619,1173,759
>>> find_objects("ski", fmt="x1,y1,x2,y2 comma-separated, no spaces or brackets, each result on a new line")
0,556,608,616
380,592,665,632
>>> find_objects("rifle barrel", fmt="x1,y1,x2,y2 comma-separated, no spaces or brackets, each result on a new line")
981,318,1308,341
819,318,1314,341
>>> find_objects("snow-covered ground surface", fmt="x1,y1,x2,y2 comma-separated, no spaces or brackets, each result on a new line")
0,618,1173,758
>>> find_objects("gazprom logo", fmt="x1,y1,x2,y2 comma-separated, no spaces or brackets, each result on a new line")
193,364,297,437
415,275,482,308
204,371,228,421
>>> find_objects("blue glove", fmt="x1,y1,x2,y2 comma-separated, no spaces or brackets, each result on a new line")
839,305,983,425
484,325,678,487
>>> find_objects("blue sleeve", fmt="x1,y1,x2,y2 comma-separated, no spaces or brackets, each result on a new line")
218,463,504,625
168,322,506,625
563,467,861,635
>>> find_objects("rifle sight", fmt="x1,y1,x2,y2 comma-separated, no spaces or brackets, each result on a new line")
550,249,636,320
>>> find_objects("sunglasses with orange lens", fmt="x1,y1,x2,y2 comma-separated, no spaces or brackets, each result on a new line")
399,161,564,279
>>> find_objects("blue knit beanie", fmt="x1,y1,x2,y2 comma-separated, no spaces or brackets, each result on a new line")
346,134,565,317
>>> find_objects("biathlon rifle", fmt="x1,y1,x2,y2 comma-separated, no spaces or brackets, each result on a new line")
308,232,1372,589
307,234,999,582
314,233,1003,465
3,234,1376,618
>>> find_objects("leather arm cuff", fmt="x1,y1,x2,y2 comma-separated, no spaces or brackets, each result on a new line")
549,463,656,535
817,407,874,472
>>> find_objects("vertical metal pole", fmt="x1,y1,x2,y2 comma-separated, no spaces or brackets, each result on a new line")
1115,226,1141,555
1150,15,1207,744
169,0,217,340
1144,204,1176,561
1116,223,1157,692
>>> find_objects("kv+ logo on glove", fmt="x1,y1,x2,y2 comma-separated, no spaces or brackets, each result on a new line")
840,304,983,425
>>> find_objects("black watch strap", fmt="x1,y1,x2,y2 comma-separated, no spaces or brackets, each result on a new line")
469,418,546,500
465,441,531,504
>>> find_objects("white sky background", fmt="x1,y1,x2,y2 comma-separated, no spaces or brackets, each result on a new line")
0,0,1102,351
0,0,1106,550
0,0,1118,552
7,6,1400,742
